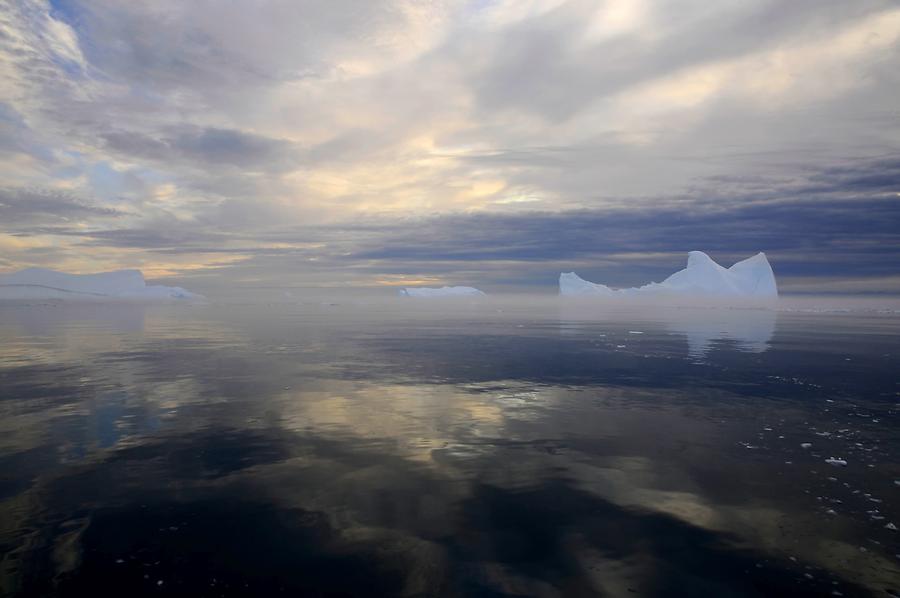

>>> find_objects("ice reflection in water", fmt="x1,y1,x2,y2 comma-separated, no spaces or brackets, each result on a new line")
558,301,776,357
0,300,897,597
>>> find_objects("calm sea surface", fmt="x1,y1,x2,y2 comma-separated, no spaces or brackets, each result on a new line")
0,299,898,597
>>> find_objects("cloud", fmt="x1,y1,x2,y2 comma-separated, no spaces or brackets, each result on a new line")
101,127,299,171
0,0,899,291
0,186,121,225
91,155,894,292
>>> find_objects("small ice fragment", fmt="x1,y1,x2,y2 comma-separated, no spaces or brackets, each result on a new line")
116,559,124,564
616,345,626,348
628,331,643,334
825,457,847,467
804,573,814,580
886,522,898,531
801,443,812,449
157,580,164,586
826,509,837,515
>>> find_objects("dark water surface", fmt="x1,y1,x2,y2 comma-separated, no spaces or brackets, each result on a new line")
0,299,898,597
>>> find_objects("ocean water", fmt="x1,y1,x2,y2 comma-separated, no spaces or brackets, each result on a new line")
0,299,898,597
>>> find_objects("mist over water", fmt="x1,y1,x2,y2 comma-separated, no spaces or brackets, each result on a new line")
1,297,898,596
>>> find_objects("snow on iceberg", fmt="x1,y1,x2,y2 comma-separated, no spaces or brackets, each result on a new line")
399,286,485,298
560,251,777,299
559,272,615,297
0,268,203,301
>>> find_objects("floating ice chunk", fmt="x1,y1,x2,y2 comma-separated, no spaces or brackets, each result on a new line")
886,522,898,531
398,286,485,298
801,443,812,449
825,457,848,467
0,268,202,301
559,251,778,300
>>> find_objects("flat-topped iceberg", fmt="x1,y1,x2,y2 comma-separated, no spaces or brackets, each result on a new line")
399,286,485,298
561,251,777,300
0,268,203,301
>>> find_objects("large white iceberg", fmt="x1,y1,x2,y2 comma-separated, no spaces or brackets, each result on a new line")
0,268,202,301
399,286,485,298
560,251,777,299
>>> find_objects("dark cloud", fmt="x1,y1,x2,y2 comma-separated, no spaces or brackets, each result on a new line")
342,155,900,277
75,227,233,250
101,126,298,171
341,197,899,281
806,156,900,194
0,187,121,226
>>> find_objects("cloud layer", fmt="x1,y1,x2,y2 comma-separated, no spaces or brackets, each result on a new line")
1,0,898,291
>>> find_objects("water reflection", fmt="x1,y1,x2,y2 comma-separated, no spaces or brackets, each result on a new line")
665,307,776,357
558,302,776,357
0,302,898,596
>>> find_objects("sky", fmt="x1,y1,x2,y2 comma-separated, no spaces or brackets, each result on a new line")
0,0,898,294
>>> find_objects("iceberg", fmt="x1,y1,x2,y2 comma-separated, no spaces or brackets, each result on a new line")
0,268,203,301
560,251,777,300
559,272,615,297
399,286,485,298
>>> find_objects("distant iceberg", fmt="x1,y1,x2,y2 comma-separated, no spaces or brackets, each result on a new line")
0,268,203,301
399,286,485,298
560,251,777,299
